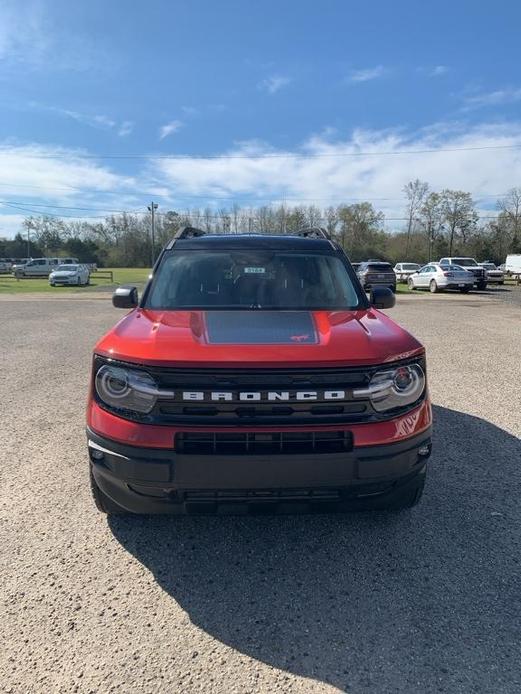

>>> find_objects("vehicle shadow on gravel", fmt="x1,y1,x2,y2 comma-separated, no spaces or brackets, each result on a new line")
109,406,521,694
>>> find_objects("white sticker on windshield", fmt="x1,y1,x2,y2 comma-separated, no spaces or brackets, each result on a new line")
244,267,266,274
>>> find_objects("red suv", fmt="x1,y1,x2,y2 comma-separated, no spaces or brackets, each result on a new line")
87,227,432,514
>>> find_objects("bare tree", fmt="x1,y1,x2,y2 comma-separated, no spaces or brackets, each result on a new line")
403,179,429,258
440,190,478,255
324,206,338,236
496,187,521,251
417,192,444,261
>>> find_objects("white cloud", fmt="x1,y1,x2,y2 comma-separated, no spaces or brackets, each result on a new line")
0,1,105,72
118,121,134,137
430,65,449,76
159,120,184,140
0,143,139,238
462,88,521,110
148,121,521,225
29,103,135,135
258,75,291,94
0,2,49,65
181,106,200,117
3,121,521,239
347,65,386,83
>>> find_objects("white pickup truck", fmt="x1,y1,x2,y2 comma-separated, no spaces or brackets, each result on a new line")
439,257,487,290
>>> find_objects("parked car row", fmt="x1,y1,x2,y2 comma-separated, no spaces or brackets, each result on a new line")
353,254,518,294
12,257,80,278
0,257,32,273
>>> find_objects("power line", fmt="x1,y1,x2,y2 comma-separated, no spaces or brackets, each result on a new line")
0,200,504,223
0,199,144,213
1,143,521,161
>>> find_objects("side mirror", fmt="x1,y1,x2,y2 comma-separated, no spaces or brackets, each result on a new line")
112,285,138,309
370,286,395,309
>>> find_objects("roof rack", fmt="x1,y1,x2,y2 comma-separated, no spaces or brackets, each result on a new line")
166,226,206,249
294,226,331,241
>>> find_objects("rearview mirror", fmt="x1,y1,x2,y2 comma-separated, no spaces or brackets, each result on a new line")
370,286,395,309
112,285,138,309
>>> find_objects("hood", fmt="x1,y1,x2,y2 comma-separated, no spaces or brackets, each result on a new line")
95,309,424,368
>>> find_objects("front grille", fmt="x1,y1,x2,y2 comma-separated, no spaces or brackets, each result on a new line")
94,357,426,425
175,430,353,455
158,401,368,425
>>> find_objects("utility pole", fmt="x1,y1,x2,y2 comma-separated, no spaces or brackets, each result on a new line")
147,202,158,266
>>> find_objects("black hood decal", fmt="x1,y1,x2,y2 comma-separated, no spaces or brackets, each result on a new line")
205,311,318,345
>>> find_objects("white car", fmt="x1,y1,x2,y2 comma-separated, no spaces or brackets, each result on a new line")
0,258,12,274
505,254,521,275
408,264,474,293
479,262,504,284
49,264,90,287
394,262,421,282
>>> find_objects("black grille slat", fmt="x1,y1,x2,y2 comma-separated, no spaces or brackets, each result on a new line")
176,431,353,456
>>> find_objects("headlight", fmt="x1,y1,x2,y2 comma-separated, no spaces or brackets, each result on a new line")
95,364,158,413
353,363,425,412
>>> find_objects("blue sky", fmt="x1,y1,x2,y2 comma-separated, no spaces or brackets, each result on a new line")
1,0,521,236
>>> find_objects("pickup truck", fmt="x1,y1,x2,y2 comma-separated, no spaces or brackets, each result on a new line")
439,257,487,290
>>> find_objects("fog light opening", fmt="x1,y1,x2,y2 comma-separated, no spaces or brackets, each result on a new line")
418,444,431,457
90,448,105,461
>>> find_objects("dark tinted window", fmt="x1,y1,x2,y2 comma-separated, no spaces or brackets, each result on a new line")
146,250,361,310
365,263,393,271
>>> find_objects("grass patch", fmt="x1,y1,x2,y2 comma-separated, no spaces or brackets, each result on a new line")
0,267,151,294
395,283,415,294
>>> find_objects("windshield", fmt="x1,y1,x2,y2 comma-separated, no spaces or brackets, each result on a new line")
402,263,420,270
57,264,78,271
452,258,478,267
146,250,361,310
482,263,496,269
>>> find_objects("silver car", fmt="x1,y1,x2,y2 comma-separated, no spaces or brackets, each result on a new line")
408,264,474,293
49,264,90,287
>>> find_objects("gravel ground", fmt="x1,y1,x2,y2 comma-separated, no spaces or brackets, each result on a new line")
1,292,520,694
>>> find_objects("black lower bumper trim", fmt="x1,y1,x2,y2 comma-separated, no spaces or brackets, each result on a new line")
87,427,431,514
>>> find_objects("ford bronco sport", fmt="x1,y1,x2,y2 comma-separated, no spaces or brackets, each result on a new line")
87,227,432,514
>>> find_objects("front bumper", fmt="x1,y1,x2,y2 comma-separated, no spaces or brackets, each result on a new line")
87,426,432,514
50,277,78,285
362,280,396,289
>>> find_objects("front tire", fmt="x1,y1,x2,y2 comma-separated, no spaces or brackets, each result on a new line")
477,281,487,290
408,278,415,290
460,287,471,293
90,468,128,514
